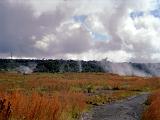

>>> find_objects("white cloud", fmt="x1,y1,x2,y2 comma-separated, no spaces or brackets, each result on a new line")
85,14,106,33
1,0,160,62
34,34,57,51
118,13,160,62
65,50,132,62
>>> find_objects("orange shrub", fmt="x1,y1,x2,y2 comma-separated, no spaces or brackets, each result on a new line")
142,90,160,120
0,91,86,120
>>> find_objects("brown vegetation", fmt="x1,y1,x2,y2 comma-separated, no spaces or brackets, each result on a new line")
0,91,86,120
142,89,160,120
0,72,160,120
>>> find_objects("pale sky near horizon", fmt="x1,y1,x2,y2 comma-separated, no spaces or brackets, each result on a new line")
0,0,160,62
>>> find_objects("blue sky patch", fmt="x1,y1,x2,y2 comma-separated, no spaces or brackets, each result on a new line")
150,8,160,17
130,0,160,19
73,15,109,41
130,8,160,19
130,11,144,19
73,15,87,23
91,32,108,41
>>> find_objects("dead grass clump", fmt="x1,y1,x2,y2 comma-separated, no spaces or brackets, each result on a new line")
142,89,160,120
0,91,86,120
1,91,61,120
0,98,11,120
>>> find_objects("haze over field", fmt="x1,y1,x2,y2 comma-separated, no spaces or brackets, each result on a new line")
0,0,160,63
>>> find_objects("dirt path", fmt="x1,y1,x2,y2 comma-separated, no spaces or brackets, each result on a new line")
81,93,149,120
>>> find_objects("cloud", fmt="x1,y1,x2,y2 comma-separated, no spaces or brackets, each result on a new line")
0,0,77,58
99,0,160,62
73,15,108,41
0,1,37,56
0,0,160,62
65,49,132,62
118,13,160,62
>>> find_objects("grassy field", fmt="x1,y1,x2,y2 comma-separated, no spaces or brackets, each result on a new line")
0,72,160,120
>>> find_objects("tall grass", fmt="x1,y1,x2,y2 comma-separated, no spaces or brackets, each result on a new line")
0,72,160,120
142,89,160,120
0,91,86,120
0,98,11,120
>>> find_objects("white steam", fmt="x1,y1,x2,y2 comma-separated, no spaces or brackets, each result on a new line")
101,59,151,77
16,63,37,74
78,60,82,72
17,66,33,74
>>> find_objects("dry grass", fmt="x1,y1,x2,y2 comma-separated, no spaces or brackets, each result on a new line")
0,72,160,120
0,72,159,93
142,89,160,120
0,91,86,120
0,98,11,120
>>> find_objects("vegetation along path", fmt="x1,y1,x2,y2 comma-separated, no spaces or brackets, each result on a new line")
81,93,149,120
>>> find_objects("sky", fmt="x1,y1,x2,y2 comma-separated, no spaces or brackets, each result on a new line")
0,0,160,62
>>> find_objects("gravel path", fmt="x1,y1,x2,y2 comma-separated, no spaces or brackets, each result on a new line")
81,93,149,120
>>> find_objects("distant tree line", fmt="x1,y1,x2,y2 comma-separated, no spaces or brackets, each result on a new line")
0,59,105,73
